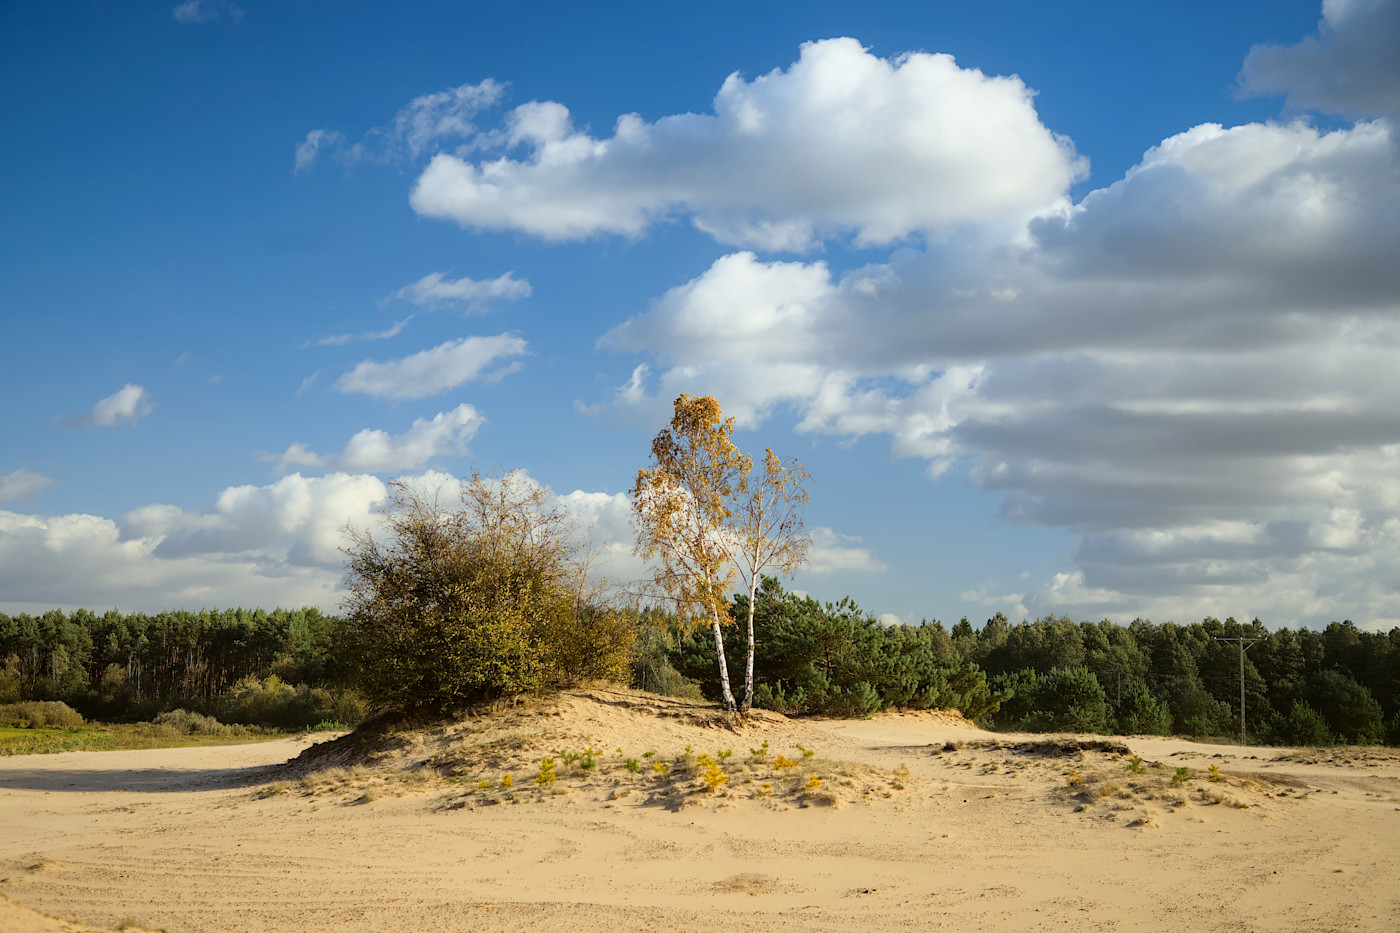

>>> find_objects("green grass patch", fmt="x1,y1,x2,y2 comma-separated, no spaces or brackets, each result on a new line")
0,724,288,756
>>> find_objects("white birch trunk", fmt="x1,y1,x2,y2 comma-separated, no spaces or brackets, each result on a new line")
711,609,737,712
743,573,758,713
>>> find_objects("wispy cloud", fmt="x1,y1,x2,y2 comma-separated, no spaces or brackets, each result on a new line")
334,334,528,400
172,0,244,25
55,384,154,427
294,129,345,174
0,468,53,502
384,271,531,311
294,80,506,172
303,316,414,349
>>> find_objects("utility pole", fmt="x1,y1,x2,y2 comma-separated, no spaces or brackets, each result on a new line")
1214,635,1262,744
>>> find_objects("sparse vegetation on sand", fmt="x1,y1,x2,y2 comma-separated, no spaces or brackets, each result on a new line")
250,690,1316,823
0,701,289,756
0,722,287,756
926,737,1294,824
262,689,914,812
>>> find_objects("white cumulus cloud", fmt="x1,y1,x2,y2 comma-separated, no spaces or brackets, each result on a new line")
0,462,890,614
409,38,1085,250
266,404,486,474
805,527,888,574
1239,0,1400,121
121,472,389,570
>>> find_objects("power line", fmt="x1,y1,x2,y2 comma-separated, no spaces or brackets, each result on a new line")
1214,635,1262,744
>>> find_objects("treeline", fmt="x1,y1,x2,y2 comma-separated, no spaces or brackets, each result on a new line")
9,587,1400,746
661,579,1400,745
0,607,365,729
960,610,1400,745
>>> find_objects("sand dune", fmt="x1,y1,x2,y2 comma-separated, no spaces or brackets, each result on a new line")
2,689,1398,932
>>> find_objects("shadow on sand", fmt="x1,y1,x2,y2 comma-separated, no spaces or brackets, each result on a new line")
0,762,280,794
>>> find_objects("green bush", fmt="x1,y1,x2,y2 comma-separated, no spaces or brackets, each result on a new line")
151,709,239,736
1020,667,1108,733
1163,680,1235,737
214,675,368,730
1300,670,1384,745
751,681,807,715
0,700,85,729
342,472,634,712
1269,700,1334,746
989,669,1038,729
1112,683,1172,735
535,604,636,686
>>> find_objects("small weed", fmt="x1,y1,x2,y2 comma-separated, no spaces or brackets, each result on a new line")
625,757,641,773
893,764,909,777
119,919,165,933
500,773,513,789
643,750,656,759
1208,764,1222,783
773,754,799,771
750,740,770,760
1126,755,1144,773
1172,767,1192,786
795,743,815,759
805,774,822,789
702,761,730,791
536,756,558,786
756,782,773,797
1065,769,1082,785
652,762,669,777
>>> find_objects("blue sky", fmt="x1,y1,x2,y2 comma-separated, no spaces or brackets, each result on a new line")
3,0,1398,630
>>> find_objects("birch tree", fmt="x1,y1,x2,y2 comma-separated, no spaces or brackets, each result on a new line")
732,449,810,712
631,395,748,713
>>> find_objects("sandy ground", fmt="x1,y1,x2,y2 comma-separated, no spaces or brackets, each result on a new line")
2,689,1398,933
